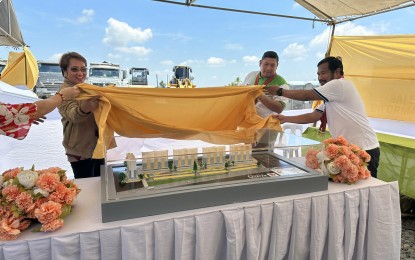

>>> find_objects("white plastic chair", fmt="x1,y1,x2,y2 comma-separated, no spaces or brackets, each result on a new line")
282,124,303,157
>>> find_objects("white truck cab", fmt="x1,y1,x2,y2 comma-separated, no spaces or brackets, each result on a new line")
87,61,127,87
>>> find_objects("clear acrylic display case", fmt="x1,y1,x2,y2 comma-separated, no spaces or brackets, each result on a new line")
101,129,327,222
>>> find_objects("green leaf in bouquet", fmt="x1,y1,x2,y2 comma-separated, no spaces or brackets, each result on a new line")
12,178,21,186
58,169,67,179
11,204,22,217
60,204,72,219
31,226,42,232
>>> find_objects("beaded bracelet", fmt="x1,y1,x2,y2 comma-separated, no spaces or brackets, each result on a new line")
55,92,64,104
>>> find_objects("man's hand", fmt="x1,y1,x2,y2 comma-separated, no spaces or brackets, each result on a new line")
273,114,287,124
265,85,280,96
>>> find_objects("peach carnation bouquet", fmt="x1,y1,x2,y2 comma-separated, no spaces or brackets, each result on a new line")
0,166,80,240
305,136,372,184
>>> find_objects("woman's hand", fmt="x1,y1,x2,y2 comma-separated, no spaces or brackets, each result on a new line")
32,116,46,125
60,86,80,101
80,95,102,113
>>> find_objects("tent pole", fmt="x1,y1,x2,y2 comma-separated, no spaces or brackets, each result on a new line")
325,24,336,57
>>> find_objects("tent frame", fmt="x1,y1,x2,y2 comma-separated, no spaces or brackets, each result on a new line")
153,0,415,25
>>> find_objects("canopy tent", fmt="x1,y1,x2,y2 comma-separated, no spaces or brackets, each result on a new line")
295,0,415,24
0,0,25,47
153,0,415,25
0,0,38,89
0,46,38,89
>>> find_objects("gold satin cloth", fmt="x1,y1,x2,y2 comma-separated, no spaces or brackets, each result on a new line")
330,35,415,122
76,84,282,158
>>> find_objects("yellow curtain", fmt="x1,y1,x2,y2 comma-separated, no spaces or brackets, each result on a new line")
76,84,282,158
0,47,39,89
329,35,415,122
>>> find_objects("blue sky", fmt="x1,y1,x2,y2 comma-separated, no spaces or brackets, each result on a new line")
1,0,414,87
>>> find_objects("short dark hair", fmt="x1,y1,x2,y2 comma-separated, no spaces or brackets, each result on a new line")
261,51,279,63
59,52,87,76
318,56,344,75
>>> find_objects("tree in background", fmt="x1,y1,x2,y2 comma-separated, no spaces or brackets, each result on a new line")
158,80,166,88
227,77,241,86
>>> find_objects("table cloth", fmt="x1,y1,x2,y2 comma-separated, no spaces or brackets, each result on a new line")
0,177,400,260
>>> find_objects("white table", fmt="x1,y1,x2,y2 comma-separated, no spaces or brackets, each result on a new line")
0,177,401,260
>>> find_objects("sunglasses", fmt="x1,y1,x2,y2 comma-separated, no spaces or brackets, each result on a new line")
69,67,88,73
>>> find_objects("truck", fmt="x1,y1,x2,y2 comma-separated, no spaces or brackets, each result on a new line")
34,61,64,98
0,59,6,75
87,61,127,87
129,67,149,85
168,65,196,88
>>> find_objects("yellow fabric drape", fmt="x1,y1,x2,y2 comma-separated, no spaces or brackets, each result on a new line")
329,35,415,122
311,100,323,110
76,84,282,158
0,47,39,89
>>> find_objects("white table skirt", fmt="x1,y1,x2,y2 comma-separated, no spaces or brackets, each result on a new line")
0,177,401,260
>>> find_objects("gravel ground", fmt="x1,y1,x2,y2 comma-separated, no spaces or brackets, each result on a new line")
401,215,415,260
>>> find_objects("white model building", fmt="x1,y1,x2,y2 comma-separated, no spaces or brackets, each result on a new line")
229,144,252,162
142,150,168,171
126,153,138,180
202,146,226,165
173,148,198,168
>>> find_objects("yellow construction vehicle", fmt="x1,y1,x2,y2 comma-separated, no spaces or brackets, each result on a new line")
168,65,196,88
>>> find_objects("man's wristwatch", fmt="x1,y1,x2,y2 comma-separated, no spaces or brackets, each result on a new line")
276,87,283,96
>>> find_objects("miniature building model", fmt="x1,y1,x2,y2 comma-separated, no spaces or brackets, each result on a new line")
202,146,226,165
173,148,198,168
229,144,252,162
142,150,168,171
126,153,137,180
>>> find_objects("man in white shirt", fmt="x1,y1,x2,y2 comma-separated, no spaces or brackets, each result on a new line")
268,56,380,177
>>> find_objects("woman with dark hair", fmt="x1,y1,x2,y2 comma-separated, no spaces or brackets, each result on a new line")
58,52,103,179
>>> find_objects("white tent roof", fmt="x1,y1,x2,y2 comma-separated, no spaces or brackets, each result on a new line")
0,0,25,46
295,0,415,23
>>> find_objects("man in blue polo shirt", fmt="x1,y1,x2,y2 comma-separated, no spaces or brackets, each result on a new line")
241,50,290,118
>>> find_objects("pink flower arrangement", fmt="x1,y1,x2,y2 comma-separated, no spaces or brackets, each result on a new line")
305,136,372,184
0,166,80,240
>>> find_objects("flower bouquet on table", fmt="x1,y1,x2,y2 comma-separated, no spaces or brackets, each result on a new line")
0,166,80,240
305,136,371,184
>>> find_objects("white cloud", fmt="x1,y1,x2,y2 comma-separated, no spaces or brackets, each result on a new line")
293,3,301,8
103,18,152,47
242,55,259,64
310,22,378,47
107,53,122,59
77,9,94,23
60,9,94,25
207,57,226,67
179,59,204,66
282,43,307,61
315,52,325,60
158,32,192,42
161,60,174,66
48,53,64,62
224,43,244,51
114,46,152,57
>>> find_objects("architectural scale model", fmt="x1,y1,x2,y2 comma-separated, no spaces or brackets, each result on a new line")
120,144,259,188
